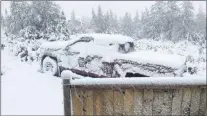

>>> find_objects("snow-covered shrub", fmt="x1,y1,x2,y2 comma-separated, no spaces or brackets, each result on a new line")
135,39,206,75
135,39,175,54
1,44,5,50
19,26,42,40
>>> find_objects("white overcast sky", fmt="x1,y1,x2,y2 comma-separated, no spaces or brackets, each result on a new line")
1,1,206,20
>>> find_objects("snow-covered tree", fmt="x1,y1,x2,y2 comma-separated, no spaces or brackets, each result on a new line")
112,14,119,33
68,9,85,35
147,1,165,39
90,8,97,31
104,11,110,33
56,11,69,40
96,5,105,33
121,12,133,36
31,1,62,33
164,1,181,41
9,1,30,34
1,14,4,28
195,5,206,46
68,9,77,35
103,10,119,34
180,1,195,41
133,11,140,39
140,8,151,38
4,1,65,40
196,6,206,34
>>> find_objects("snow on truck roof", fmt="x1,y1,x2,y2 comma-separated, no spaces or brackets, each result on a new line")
76,33,134,44
41,34,133,49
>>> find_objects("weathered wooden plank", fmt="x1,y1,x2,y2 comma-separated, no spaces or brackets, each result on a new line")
124,89,134,115
93,90,104,115
171,89,182,115
143,89,153,115
181,88,192,115
190,88,201,115
152,89,163,115
134,89,144,115
199,88,207,115
102,90,113,115
83,90,93,115
113,89,124,115
160,89,173,115
71,88,84,115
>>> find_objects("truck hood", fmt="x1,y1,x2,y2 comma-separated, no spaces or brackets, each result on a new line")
116,51,187,69
69,42,186,69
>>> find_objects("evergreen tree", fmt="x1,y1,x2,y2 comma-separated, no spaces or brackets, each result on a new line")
196,5,206,34
165,1,180,41
58,11,69,38
71,9,76,22
1,14,4,28
9,1,30,34
140,8,151,38
121,12,133,36
113,14,119,33
109,11,119,34
90,8,97,31
180,1,195,41
149,1,166,40
133,11,140,39
69,9,77,34
195,5,206,44
96,5,105,33
104,11,110,33
4,1,64,39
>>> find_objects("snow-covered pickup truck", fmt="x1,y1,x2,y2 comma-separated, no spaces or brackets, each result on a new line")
38,33,187,78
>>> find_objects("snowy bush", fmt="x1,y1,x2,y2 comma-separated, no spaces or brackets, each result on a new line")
19,26,41,40
1,44,6,50
135,39,206,75
4,35,42,62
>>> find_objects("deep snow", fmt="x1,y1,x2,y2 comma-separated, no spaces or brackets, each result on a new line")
1,48,64,115
1,29,206,115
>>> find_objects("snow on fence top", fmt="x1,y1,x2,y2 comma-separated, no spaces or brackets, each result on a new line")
69,77,206,86
62,71,206,88
61,70,91,79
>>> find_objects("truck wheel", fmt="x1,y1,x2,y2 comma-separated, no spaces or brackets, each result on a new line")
42,57,58,76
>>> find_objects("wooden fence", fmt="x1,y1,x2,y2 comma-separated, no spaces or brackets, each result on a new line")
62,73,206,116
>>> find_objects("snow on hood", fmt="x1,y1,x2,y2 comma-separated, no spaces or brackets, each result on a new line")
76,33,134,45
71,42,186,69
117,51,187,69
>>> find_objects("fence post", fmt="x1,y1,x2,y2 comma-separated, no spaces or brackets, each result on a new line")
62,72,72,116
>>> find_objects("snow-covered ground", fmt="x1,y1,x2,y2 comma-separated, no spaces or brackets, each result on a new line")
1,29,206,115
1,48,64,115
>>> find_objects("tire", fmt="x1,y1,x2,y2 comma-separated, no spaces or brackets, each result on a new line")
42,57,59,76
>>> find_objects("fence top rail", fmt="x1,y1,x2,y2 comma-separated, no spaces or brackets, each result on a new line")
70,77,205,85
62,71,206,88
